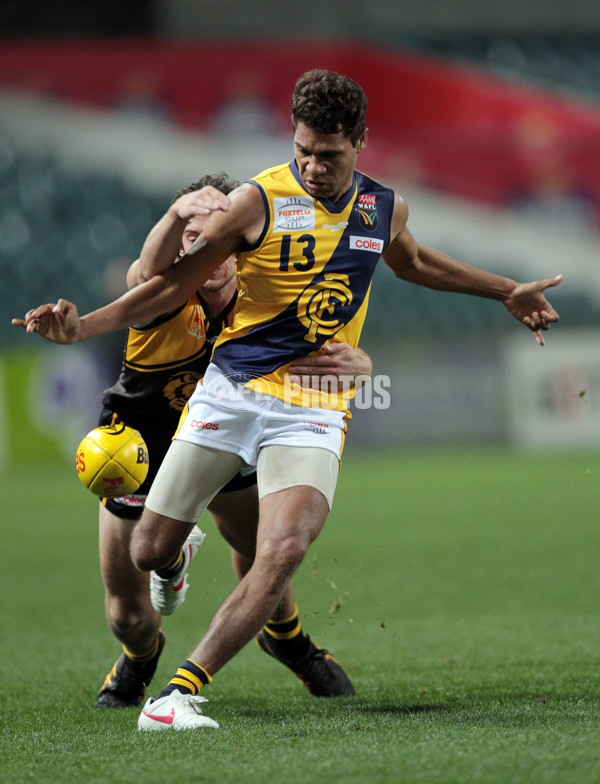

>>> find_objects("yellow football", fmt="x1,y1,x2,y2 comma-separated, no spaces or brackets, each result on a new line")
75,423,149,498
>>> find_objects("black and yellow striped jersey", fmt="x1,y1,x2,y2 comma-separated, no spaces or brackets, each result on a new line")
101,292,237,465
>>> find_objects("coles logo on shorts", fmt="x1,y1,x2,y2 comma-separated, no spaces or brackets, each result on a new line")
190,420,219,431
349,236,383,253
114,495,146,507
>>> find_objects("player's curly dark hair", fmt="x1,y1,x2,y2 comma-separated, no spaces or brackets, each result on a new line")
291,70,368,147
171,171,240,203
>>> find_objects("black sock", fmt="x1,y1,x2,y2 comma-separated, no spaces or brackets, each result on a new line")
261,604,311,661
122,631,163,667
155,549,184,579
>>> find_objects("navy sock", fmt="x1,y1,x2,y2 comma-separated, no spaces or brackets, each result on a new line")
157,659,212,699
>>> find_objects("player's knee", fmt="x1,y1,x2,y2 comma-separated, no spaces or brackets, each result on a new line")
106,595,152,635
131,542,159,572
132,532,189,572
130,531,161,571
257,533,308,578
131,512,191,571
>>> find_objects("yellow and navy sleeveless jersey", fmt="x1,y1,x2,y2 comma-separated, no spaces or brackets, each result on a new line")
211,160,395,410
101,291,237,472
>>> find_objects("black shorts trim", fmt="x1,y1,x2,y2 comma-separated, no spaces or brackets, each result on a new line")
218,470,257,494
101,470,257,519
102,496,145,520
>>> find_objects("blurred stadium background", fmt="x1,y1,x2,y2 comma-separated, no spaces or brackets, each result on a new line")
2,0,600,466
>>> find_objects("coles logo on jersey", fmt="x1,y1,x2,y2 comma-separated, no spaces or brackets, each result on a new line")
273,196,315,232
357,193,378,231
349,236,384,253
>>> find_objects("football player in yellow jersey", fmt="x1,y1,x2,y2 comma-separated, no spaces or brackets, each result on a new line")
94,174,370,707
16,69,562,731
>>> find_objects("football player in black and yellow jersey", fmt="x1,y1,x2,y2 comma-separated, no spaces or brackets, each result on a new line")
17,70,562,731
93,174,369,708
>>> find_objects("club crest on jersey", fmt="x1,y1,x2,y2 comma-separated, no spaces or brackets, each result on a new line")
297,273,353,343
357,193,378,232
273,196,315,232
163,371,202,411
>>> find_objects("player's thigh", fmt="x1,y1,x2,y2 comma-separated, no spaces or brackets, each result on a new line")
256,485,330,569
255,445,337,564
99,503,148,597
208,484,259,559
146,440,245,524
257,445,339,510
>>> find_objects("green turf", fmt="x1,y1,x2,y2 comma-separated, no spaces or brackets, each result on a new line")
2,447,600,783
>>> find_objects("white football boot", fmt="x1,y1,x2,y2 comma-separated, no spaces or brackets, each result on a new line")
149,526,206,615
138,689,219,731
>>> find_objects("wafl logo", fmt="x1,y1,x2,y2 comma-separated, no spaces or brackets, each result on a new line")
297,273,353,343
357,193,377,231
273,196,315,232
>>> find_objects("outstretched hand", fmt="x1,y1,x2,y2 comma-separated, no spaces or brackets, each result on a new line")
12,299,82,344
503,274,563,346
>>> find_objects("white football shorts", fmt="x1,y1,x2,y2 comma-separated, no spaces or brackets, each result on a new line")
145,364,346,522
176,364,346,465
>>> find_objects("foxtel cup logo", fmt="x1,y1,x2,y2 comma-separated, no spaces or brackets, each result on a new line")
273,196,315,232
186,305,207,341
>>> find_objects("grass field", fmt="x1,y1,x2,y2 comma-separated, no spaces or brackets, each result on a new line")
2,446,600,784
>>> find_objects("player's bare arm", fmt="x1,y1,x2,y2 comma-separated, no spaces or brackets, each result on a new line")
125,259,182,331
202,183,266,248
125,258,146,289
139,186,232,280
12,185,264,345
382,194,562,344
13,264,202,343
